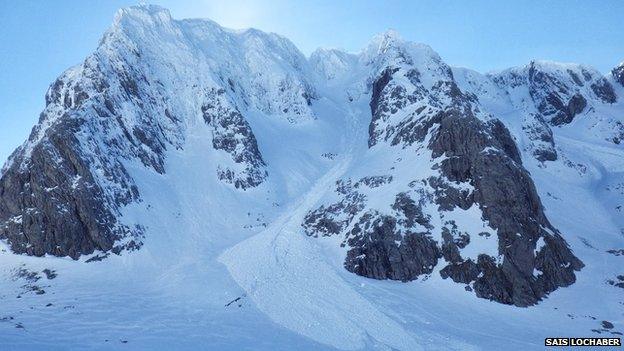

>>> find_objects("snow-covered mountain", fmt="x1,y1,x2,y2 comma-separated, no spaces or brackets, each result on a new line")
1,5,622,350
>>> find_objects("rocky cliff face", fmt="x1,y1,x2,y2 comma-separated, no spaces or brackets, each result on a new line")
2,5,620,308
201,88,267,189
0,43,171,258
612,63,624,87
302,32,597,307
0,5,312,258
430,113,583,306
490,61,616,127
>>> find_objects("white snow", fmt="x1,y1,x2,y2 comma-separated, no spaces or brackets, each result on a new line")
0,4,623,351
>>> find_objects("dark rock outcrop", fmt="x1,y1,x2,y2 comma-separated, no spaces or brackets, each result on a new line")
519,62,597,126
547,93,586,126
2,13,592,311
201,88,267,190
306,57,583,306
0,13,270,258
344,212,441,281
302,178,374,238
590,78,617,103
612,63,624,87
606,275,624,289
440,259,479,284
428,110,583,306
0,119,144,259
0,59,154,259
391,192,432,230
522,113,558,162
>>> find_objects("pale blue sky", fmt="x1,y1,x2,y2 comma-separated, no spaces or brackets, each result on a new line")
1,0,623,163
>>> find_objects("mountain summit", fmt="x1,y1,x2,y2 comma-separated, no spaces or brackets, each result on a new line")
1,5,623,350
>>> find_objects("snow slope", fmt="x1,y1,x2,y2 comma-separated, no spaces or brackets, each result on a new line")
1,5,623,351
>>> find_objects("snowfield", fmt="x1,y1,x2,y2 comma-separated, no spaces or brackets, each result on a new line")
1,5,623,351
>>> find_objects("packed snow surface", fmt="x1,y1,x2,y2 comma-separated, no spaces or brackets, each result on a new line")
1,5,623,350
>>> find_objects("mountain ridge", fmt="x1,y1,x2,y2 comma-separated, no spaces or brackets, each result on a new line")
1,5,623,350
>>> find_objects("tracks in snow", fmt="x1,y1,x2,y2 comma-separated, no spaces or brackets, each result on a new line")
219,106,423,350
